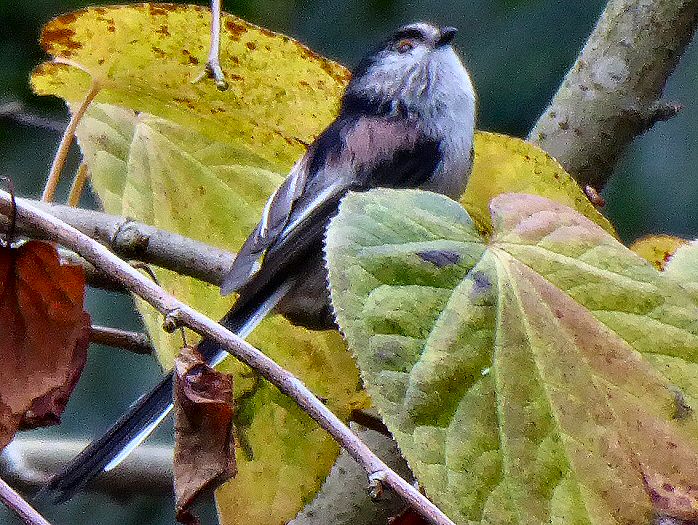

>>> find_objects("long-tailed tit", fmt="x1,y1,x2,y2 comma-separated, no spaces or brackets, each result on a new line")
44,22,476,502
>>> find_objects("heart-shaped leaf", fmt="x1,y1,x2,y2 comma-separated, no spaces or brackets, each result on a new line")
326,188,698,524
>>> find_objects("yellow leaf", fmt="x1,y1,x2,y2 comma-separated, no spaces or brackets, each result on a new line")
463,132,616,237
630,234,689,271
32,3,349,174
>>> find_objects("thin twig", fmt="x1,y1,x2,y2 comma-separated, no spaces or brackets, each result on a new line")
0,476,52,525
0,99,66,133
90,326,154,355
67,164,90,207
42,80,100,203
0,191,455,525
528,0,698,188
192,0,228,90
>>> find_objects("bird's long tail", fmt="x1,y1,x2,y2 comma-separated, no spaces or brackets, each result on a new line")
42,278,294,504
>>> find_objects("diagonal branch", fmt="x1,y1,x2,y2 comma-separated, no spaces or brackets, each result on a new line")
0,190,456,525
0,476,52,525
529,0,698,189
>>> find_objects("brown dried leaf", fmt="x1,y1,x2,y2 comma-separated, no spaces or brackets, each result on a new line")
0,240,90,450
174,346,236,524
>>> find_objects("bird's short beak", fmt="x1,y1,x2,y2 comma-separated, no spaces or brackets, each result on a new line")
436,27,458,47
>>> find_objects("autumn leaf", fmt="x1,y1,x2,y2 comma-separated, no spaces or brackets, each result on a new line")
630,234,689,270
0,240,90,450
326,189,698,524
174,346,236,525
463,132,615,236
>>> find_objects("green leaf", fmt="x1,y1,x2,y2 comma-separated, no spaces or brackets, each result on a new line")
326,188,698,524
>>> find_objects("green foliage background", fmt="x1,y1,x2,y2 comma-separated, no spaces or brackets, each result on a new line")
0,1,696,524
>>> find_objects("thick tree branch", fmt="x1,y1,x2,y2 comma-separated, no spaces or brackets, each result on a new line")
2,199,235,287
528,0,698,188
0,191,456,525
0,439,172,498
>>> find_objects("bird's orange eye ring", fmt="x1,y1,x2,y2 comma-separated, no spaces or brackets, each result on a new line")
396,39,414,53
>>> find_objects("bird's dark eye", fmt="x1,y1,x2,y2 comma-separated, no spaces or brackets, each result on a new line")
396,39,414,53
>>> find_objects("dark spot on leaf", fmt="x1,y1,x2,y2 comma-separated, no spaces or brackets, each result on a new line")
173,97,196,110
296,45,351,84
182,49,199,65
97,58,105,65
671,387,693,420
228,73,243,81
417,250,461,268
246,41,257,51
299,80,310,87
152,46,167,57
149,4,177,16
59,12,78,24
225,19,247,40
471,271,492,297
257,26,276,38
41,26,82,55
157,25,170,37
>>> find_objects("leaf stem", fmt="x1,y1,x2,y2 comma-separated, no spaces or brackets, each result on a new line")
42,80,100,203
192,0,228,90
67,164,90,207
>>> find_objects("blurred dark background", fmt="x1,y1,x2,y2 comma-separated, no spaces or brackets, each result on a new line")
0,0,696,523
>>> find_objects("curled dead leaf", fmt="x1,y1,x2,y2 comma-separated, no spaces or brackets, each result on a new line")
0,240,90,450
174,346,236,524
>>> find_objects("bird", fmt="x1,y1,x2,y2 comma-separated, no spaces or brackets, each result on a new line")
43,21,477,502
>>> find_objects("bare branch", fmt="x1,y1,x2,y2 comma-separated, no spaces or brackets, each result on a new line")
3,199,235,287
0,475,52,525
0,99,66,133
0,438,172,498
0,191,456,525
90,326,154,355
528,0,698,188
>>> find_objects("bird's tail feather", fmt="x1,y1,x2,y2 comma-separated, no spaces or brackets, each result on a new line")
41,278,294,504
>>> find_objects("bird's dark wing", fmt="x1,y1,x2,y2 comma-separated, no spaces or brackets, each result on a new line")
221,115,441,296
220,155,310,294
